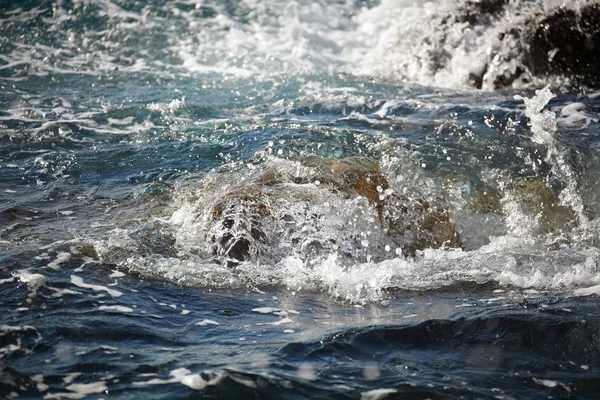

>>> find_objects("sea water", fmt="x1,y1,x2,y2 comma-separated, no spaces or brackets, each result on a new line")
1,0,600,398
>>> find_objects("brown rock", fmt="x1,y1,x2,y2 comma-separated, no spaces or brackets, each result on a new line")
209,157,461,265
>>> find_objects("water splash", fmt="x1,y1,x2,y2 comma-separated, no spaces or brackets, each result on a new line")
515,87,589,229
356,0,599,90
91,147,600,304
3,0,595,91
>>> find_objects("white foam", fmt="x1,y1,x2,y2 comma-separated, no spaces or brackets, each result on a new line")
361,388,398,400
63,373,81,384
354,0,579,89
134,368,189,386
532,377,563,390
279,254,397,304
98,305,133,313
183,370,227,390
252,307,281,314
108,270,125,279
32,374,49,392
559,103,597,127
134,367,227,391
195,319,219,326
15,271,47,290
70,275,122,297
260,317,293,326
44,381,108,399
0,0,370,84
111,214,600,305
574,284,600,297
49,288,81,298
48,252,71,270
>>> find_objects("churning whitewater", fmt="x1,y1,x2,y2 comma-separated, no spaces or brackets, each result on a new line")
1,0,600,399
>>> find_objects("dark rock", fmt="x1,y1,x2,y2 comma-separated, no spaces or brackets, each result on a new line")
453,0,510,24
435,0,600,89
528,3,600,88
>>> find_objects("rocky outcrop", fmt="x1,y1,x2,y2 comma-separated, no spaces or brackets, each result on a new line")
433,0,600,89
527,3,600,88
209,157,461,267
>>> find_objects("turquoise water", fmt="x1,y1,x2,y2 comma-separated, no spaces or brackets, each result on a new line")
1,1,600,398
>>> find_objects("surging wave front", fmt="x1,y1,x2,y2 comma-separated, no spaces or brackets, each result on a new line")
86,88,600,304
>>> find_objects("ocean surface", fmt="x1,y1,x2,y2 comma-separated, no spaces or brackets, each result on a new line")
1,0,600,398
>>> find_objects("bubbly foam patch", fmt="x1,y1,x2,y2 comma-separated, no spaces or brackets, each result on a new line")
70,275,122,298
43,381,108,400
0,0,365,80
134,368,227,391
2,0,598,97
106,203,600,304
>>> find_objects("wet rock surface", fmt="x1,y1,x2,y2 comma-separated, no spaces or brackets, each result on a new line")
434,0,600,89
528,3,600,88
208,157,462,266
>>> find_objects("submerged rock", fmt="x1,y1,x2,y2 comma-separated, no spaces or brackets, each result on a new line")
209,157,461,267
509,176,578,233
466,175,586,235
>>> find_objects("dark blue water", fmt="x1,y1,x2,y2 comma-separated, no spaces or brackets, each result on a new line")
2,1,600,398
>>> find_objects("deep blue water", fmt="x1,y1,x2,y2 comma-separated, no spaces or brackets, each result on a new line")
2,1,600,399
